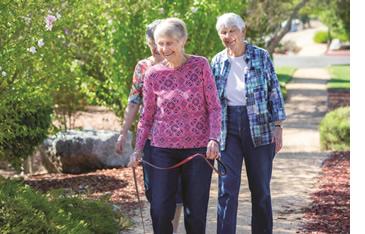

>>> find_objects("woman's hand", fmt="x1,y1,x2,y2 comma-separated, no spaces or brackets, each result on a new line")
128,150,142,168
272,126,283,153
115,134,127,154
206,140,220,160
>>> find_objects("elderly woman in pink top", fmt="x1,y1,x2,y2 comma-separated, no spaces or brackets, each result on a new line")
129,17,221,234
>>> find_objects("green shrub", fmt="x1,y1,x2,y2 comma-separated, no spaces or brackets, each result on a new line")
0,177,127,234
333,31,349,42
314,31,330,44
320,107,350,151
0,92,53,171
1,0,247,121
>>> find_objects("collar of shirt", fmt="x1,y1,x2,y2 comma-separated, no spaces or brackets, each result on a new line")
220,42,253,65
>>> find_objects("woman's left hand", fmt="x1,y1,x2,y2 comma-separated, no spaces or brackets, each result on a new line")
206,140,220,160
272,126,283,153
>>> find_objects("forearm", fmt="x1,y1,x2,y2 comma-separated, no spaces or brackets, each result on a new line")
120,103,140,135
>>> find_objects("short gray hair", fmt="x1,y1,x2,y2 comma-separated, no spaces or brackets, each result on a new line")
154,17,188,41
216,13,245,32
146,19,162,42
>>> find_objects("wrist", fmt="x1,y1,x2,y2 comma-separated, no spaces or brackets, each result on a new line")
134,149,143,154
209,139,219,146
117,134,125,142
274,122,282,128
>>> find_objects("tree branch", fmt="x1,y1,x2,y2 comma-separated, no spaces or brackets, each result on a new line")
266,0,310,54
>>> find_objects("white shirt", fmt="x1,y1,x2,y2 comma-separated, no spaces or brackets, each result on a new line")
225,55,247,106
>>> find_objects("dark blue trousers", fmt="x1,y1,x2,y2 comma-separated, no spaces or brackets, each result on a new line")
142,140,182,203
150,146,213,234
217,106,275,234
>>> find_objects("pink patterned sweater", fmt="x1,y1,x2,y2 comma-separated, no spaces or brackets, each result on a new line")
135,55,222,150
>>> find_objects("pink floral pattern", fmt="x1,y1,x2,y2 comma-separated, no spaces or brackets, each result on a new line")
135,56,222,150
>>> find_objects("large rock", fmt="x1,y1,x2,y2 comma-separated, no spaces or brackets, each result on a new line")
39,130,133,174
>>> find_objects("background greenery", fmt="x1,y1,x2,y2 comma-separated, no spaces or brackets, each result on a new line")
276,66,297,99
0,1,350,232
0,0,349,170
327,65,350,90
0,177,130,233
319,107,350,151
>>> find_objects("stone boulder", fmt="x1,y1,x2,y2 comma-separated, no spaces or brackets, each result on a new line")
39,130,133,174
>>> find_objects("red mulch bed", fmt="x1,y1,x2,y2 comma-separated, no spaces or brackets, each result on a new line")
300,152,350,234
24,165,145,214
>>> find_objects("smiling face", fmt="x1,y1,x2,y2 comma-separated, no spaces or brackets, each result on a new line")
218,26,245,52
156,35,185,62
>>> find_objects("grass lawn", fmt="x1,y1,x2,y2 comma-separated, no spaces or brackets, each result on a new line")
276,66,296,84
275,67,296,99
328,65,350,90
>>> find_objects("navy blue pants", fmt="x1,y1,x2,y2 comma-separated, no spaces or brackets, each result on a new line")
150,146,213,234
217,106,275,234
142,139,182,203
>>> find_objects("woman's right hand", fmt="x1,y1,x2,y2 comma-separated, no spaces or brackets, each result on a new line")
115,134,126,154
206,140,220,160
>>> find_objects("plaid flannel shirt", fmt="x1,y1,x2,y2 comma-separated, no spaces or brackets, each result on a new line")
211,43,286,150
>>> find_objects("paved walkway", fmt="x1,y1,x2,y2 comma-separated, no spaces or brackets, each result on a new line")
122,68,331,234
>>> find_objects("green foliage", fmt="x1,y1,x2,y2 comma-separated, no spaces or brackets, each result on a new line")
0,92,53,171
1,0,248,121
0,178,128,233
320,107,350,151
244,0,308,50
276,66,296,99
313,31,330,44
307,0,350,41
328,65,350,90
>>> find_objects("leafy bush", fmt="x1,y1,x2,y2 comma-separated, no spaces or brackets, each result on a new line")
1,0,247,121
314,31,330,44
0,92,53,171
0,177,127,234
320,107,350,151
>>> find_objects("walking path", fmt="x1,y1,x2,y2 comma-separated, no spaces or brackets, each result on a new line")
122,68,331,234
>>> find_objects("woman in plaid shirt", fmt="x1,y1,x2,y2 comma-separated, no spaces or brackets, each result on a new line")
211,13,287,234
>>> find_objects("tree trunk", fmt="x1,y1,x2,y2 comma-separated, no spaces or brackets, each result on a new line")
266,0,310,54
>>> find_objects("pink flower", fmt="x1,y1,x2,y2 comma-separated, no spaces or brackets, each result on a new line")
45,15,57,31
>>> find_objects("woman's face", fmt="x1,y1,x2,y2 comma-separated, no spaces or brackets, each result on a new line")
218,26,245,51
156,35,185,62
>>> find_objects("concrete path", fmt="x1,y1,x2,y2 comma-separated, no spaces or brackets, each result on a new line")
121,68,331,234
273,20,349,68
273,55,350,69
280,20,328,56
